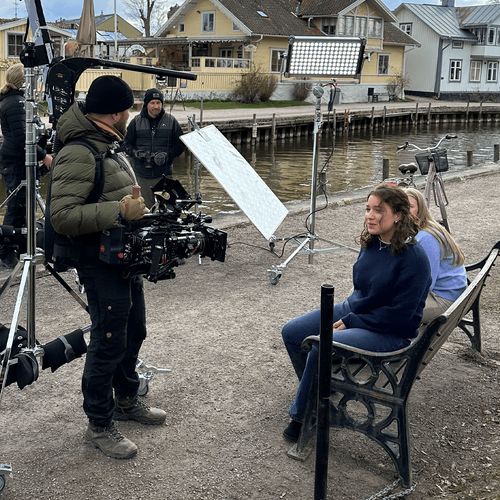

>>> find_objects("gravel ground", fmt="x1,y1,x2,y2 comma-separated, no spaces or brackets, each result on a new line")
0,165,499,499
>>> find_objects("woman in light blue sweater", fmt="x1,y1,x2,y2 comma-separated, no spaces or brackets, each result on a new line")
406,188,467,325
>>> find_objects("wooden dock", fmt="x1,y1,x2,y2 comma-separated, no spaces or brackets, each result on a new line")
186,102,500,145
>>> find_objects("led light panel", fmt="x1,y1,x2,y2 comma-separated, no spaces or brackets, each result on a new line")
285,36,366,77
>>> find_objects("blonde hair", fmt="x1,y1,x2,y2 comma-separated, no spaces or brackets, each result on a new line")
1,62,25,94
405,187,465,265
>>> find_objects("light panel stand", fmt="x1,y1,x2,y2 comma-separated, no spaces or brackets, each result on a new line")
267,36,364,285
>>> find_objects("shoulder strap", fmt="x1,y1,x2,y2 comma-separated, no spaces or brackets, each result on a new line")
66,139,106,203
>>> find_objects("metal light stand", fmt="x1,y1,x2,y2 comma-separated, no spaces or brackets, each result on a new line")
0,45,43,404
267,84,356,285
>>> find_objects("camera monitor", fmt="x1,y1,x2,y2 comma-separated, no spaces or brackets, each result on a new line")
181,125,288,241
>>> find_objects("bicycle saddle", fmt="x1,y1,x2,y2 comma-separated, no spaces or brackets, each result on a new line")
398,163,418,175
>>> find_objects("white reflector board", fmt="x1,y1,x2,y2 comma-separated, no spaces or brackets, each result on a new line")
181,125,288,240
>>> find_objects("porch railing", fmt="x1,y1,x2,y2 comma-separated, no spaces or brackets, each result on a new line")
191,56,252,70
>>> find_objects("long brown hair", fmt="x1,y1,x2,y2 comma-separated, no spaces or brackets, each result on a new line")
405,187,465,265
359,184,418,254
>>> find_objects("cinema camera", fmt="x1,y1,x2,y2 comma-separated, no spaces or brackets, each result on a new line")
99,177,227,283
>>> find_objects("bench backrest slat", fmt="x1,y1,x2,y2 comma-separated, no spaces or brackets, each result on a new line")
417,248,498,374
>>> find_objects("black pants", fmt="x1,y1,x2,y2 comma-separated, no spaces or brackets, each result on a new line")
77,263,147,427
0,168,26,259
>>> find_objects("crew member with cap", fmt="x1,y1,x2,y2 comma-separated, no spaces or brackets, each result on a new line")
0,62,52,269
124,88,184,207
49,75,167,460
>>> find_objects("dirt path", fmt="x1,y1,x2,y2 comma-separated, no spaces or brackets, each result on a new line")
1,168,499,499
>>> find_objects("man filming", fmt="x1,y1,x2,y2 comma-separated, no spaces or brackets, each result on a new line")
124,88,184,207
49,75,166,459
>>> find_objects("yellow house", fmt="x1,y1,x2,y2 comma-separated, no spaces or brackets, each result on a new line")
0,18,72,62
130,0,419,102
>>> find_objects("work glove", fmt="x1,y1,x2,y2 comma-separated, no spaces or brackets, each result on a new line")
119,194,149,220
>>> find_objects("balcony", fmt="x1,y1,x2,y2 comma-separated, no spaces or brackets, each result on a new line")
470,44,500,59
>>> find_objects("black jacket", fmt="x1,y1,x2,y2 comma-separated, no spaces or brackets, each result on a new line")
123,107,184,178
0,89,46,174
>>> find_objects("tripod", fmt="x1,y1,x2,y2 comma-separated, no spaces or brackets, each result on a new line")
266,84,357,285
0,177,46,214
0,45,43,398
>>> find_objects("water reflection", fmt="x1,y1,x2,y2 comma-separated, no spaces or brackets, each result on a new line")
1,122,499,217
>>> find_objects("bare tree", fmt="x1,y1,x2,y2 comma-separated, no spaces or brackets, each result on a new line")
123,0,179,37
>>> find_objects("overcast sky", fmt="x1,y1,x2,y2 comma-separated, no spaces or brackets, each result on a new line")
0,0,494,28
0,0,179,27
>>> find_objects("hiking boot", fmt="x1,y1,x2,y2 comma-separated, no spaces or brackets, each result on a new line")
283,420,302,443
114,396,166,425
85,421,138,459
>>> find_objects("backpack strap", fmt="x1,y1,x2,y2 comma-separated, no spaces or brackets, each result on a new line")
65,139,107,203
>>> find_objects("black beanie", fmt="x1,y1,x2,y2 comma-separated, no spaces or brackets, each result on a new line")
85,75,134,114
144,88,164,106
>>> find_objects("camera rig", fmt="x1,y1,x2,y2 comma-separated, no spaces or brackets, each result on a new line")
99,177,227,283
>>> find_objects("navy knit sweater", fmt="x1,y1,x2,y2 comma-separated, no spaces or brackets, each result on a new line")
343,239,431,338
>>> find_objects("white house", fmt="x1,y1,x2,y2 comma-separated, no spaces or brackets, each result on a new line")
394,0,500,100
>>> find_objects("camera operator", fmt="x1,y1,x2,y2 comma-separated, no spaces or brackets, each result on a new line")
49,75,166,460
0,62,52,269
124,88,184,207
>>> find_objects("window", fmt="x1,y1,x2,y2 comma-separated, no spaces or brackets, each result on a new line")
179,23,185,32
378,54,389,75
471,27,486,44
497,29,500,45
232,21,239,31
487,28,496,45
321,18,337,35
449,59,462,81
345,16,354,35
367,18,382,37
487,61,498,82
257,10,268,17
270,49,285,72
219,48,233,59
7,33,24,57
399,23,412,35
202,12,215,32
469,60,481,82
452,40,463,49
355,17,367,36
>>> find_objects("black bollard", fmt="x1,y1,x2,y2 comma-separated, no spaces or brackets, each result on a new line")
467,150,473,167
494,144,499,162
314,284,334,500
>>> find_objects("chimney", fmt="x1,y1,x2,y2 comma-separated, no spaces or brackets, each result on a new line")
441,0,455,7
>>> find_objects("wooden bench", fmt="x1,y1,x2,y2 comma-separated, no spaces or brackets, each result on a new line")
288,240,500,488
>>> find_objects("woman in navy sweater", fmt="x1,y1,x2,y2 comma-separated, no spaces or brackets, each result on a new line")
281,184,431,442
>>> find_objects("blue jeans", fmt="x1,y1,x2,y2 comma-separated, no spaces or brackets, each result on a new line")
281,300,410,422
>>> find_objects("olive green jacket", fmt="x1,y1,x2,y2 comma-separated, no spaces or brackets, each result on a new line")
50,103,135,236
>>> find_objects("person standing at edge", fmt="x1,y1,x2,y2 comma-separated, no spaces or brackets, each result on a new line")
124,88,185,207
49,75,166,459
0,62,52,268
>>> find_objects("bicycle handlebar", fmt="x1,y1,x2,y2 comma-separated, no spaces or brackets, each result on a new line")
396,134,457,153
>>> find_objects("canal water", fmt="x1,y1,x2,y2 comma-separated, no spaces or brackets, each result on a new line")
1,122,499,217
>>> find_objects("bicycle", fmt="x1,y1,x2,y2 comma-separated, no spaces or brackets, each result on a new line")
386,134,457,232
